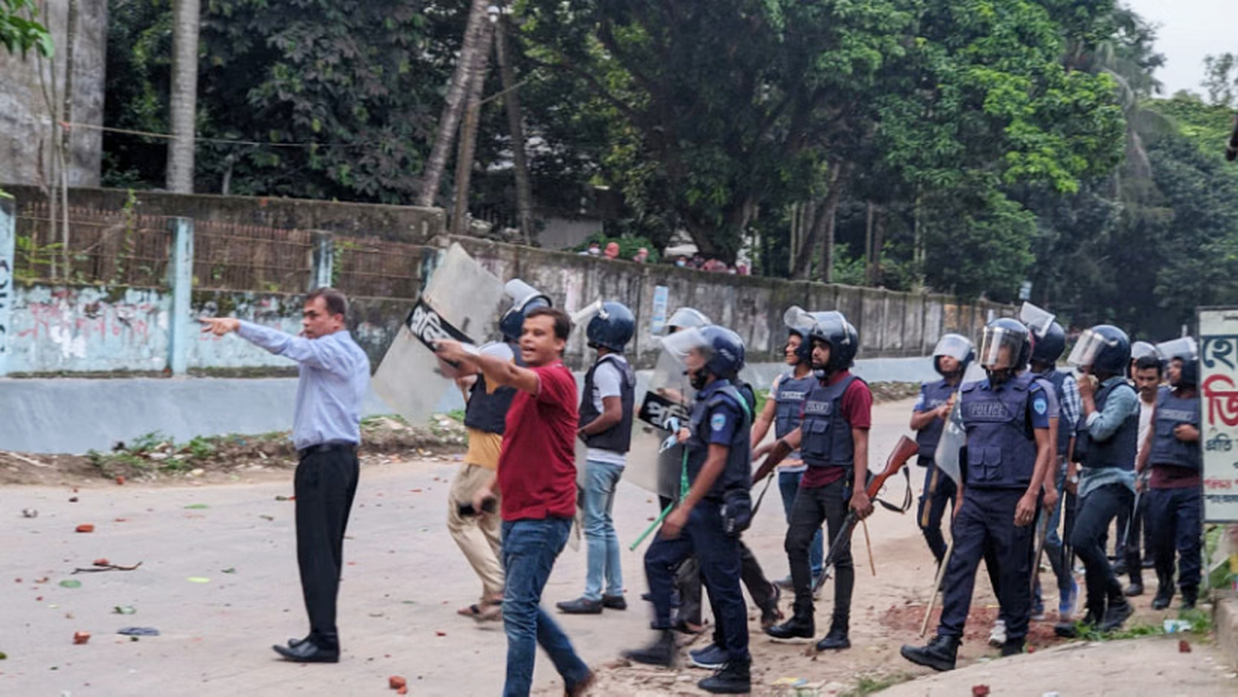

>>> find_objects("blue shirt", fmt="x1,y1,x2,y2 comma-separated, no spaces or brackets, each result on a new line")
1080,375,1139,497
697,380,741,446
236,321,371,451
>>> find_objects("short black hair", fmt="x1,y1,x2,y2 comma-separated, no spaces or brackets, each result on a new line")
306,287,348,319
526,306,573,341
1135,354,1162,375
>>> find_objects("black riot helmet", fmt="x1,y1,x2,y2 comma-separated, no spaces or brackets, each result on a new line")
808,311,858,378
933,333,975,377
786,322,814,365
586,301,636,352
1067,324,1130,378
978,318,1032,378
1030,321,1066,366
500,279,551,342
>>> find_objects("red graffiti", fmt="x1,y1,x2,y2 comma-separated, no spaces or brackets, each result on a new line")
17,297,158,344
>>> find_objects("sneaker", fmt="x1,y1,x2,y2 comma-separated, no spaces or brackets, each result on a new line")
688,643,729,670
1058,579,1078,620
602,594,627,611
988,619,1007,647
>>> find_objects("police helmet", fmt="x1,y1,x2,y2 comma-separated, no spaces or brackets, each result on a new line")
1067,324,1130,377
665,307,711,334
500,279,551,342
1155,337,1199,386
1030,321,1066,365
809,311,858,374
586,301,636,352
1130,341,1158,361
787,325,814,364
933,333,975,376
700,326,746,379
978,318,1032,371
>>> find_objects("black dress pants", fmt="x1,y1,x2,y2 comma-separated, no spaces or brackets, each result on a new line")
295,447,360,647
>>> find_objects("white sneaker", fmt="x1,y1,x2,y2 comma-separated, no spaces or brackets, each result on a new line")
988,618,1007,647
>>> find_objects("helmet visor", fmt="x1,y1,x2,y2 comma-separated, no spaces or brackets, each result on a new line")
1154,337,1197,363
1066,328,1110,368
659,326,711,365
933,334,973,361
1130,341,1159,361
1019,302,1056,339
783,306,815,331
665,308,711,333
505,279,547,310
978,326,1025,369
571,298,603,327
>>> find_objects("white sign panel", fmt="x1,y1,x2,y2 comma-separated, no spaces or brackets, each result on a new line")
1198,308,1238,522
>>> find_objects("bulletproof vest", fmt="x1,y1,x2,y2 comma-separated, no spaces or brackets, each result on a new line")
959,372,1037,489
800,375,861,469
1044,370,1072,459
685,381,753,502
1077,380,1138,470
1148,386,1202,470
775,371,815,459
463,343,525,435
915,378,956,460
579,354,637,453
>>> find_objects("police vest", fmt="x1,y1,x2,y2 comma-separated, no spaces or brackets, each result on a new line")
1043,370,1073,459
579,354,636,453
685,381,753,502
915,378,956,461
800,375,862,469
959,373,1038,490
463,343,525,435
1076,380,1137,470
775,371,815,459
1148,386,1202,470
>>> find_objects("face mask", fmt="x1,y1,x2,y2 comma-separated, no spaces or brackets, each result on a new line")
675,260,686,267
689,367,709,390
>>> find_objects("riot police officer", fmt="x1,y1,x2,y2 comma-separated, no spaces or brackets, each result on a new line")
750,319,824,586
756,310,873,652
1027,321,1081,620
1137,338,1202,610
901,318,1054,670
623,326,754,694
1066,325,1139,633
558,302,637,614
911,334,974,565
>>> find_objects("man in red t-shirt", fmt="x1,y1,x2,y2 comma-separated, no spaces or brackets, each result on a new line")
753,311,874,652
435,307,591,697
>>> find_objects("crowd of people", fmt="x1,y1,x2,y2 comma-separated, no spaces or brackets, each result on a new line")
578,239,751,275
200,281,1205,696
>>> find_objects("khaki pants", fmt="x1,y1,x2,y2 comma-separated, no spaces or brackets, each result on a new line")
447,463,504,599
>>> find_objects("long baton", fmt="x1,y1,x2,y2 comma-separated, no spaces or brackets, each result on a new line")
919,536,954,637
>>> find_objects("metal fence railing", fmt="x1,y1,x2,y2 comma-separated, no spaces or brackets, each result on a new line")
15,203,172,287
192,220,314,294
332,237,423,299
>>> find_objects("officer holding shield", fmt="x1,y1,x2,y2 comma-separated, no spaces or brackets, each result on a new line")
901,318,1054,670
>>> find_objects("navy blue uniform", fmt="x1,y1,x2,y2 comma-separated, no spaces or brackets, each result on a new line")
644,379,753,664
937,373,1049,645
913,378,959,563
1146,386,1203,603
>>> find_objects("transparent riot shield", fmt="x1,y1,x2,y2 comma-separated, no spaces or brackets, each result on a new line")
628,345,697,499
371,243,506,425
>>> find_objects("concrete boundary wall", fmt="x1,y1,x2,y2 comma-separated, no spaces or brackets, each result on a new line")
0,357,938,455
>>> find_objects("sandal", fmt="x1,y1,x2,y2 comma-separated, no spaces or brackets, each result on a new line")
458,599,503,621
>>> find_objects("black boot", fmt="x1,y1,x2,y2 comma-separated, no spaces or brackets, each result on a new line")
765,611,814,641
900,634,960,672
1180,589,1198,610
815,615,850,651
1151,586,1173,610
622,630,676,667
697,658,751,694
1000,639,1024,657
1099,599,1133,632
1054,606,1101,638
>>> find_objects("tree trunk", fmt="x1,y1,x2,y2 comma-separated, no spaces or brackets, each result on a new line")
791,161,849,280
820,202,836,283
450,19,494,236
166,0,200,193
864,201,874,285
494,13,534,244
418,0,492,208
871,205,884,286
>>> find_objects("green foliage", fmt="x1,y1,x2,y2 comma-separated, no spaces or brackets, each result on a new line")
839,673,915,697
181,436,216,460
0,0,52,57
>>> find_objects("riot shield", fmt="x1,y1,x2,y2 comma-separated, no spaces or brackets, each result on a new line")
629,347,696,499
933,362,986,485
371,243,506,425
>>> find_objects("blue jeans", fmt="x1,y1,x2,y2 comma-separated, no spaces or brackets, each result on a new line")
583,459,624,600
501,518,590,697
778,469,823,575
1148,486,1202,598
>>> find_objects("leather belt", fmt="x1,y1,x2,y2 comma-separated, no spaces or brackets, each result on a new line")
298,441,358,460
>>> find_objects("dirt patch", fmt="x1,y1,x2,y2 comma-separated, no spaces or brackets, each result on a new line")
0,414,468,487
871,382,924,404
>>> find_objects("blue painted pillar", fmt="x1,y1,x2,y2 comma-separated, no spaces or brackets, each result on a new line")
167,217,194,375
0,197,14,376
311,231,334,289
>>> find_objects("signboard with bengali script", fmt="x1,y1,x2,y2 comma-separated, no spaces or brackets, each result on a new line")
1199,307,1238,522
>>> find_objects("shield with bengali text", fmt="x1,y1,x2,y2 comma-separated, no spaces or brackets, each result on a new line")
371,243,506,425
627,344,697,499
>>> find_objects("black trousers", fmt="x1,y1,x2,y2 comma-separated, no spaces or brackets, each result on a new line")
675,541,774,627
786,478,853,620
295,447,360,647
1071,483,1131,618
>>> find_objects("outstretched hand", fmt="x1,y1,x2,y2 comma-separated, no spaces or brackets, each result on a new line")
199,317,240,336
